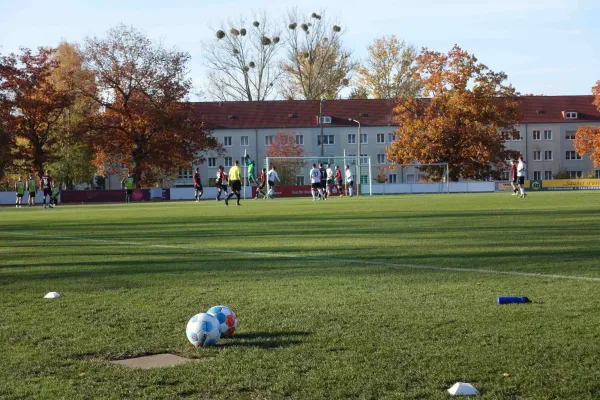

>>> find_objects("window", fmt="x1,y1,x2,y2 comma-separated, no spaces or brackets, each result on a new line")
177,168,192,179
208,157,216,168
512,132,522,141
319,116,332,124
317,135,335,145
388,174,397,184
377,133,385,144
377,154,386,164
406,174,415,183
360,175,369,184
501,131,511,140
347,153,356,164
544,130,552,140
360,133,368,144
348,134,356,144
388,133,395,143
265,135,273,146
296,176,305,185
360,153,368,165
533,171,541,180
565,151,582,160
240,136,249,146
544,171,553,180
533,151,541,161
565,131,576,140
295,135,304,145
565,111,578,119
568,171,582,178
224,157,232,167
533,130,541,140
544,151,553,160
596,170,600,179
223,136,232,147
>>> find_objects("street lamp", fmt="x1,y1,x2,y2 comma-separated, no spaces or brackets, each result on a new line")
319,97,326,157
348,118,361,196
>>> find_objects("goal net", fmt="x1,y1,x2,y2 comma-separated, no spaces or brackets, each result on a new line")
262,156,372,196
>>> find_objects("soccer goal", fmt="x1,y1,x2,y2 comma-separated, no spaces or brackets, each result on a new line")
263,155,372,196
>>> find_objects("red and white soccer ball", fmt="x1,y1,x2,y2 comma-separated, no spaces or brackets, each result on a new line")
207,305,238,338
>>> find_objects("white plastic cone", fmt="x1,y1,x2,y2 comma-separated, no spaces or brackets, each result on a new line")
43,292,61,299
448,382,480,396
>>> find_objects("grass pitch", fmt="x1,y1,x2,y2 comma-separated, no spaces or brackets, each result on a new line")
2,192,600,399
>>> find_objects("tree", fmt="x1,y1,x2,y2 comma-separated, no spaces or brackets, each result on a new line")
204,11,284,101
281,10,355,100
0,47,73,177
265,131,304,184
356,35,422,99
348,86,369,99
48,42,97,189
80,25,221,186
388,45,520,181
0,106,14,184
574,82,600,167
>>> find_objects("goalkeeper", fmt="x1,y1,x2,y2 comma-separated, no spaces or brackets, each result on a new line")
244,154,257,184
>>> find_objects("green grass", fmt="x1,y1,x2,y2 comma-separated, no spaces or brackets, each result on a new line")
2,192,600,399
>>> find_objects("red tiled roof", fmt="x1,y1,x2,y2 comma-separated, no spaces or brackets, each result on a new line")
191,96,600,129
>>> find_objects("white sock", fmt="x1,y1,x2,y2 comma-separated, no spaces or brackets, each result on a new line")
349,187,354,196
318,189,323,198
520,188,524,194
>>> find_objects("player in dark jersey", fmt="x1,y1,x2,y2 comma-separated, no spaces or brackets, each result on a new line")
510,159,518,195
335,165,344,197
40,170,53,208
215,166,228,201
255,168,267,199
318,163,327,200
193,168,203,202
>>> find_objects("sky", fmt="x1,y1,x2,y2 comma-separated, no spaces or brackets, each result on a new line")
1,0,598,99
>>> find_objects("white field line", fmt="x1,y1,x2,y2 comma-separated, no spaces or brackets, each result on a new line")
3,231,600,282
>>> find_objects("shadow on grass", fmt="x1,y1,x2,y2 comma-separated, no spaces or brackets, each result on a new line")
232,331,311,340
218,331,311,349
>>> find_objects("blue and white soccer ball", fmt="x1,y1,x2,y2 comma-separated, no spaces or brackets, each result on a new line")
207,305,238,338
186,313,221,347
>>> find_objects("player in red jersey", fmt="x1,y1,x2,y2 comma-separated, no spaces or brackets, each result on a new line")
193,168,203,202
255,168,267,199
335,165,344,197
510,159,518,195
216,166,228,201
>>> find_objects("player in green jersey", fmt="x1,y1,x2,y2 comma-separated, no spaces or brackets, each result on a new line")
121,172,135,204
27,174,37,207
14,176,25,208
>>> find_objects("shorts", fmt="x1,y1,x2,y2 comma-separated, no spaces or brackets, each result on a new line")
517,176,525,185
221,185,228,192
230,180,241,192
268,180,275,188
126,189,133,195
194,184,203,191
311,182,320,189
29,192,36,197
16,193,24,198
43,188,51,196
327,179,334,186
258,182,265,189
248,173,255,181
335,179,343,186
347,180,354,187
320,181,326,189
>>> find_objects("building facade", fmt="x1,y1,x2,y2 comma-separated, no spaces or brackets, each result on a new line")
107,96,600,189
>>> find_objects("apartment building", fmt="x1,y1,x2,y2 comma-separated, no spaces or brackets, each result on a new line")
108,96,600,188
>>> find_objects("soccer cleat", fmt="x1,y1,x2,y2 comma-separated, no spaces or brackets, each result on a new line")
511,192,517,196
225,198,228,206
236,203,240,206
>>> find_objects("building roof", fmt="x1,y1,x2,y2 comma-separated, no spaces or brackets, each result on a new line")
192,96,600,130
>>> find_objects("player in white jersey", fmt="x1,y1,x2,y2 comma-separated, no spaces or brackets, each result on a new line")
517,156,527,198
325,164,334,197
266,166,280,199
345,165,354,196
309,164,323,201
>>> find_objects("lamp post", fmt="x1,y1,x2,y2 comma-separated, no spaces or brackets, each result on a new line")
319,97,325,157
349,118,361,196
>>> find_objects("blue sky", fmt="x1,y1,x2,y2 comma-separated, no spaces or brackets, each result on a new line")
1,0,598,99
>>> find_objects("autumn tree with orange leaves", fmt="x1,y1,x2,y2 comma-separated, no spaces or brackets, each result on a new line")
0,47,73,178
574,82,600,166
388,45,520,181
265,130,305,184
80,25,220,186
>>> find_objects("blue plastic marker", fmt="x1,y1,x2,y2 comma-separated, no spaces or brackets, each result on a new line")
497,296,530,305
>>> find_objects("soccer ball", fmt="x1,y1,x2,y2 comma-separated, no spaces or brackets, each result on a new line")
207,305,238,338
186,313,221,347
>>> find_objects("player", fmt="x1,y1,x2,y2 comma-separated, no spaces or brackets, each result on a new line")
509,159,518,196
121,172,134,204
318,163,327,200
335,165,344,197
193,168,203,202
216,166,228,201
345,165,354,197
14,176,25,208
255,168,267,199
326,163,334,197
517,156,527,198
266,166,280,199
51,185,60,207
27,174,37,207
245,155,256,184
225,160,242,206
40,170,53,208
309,164,323,201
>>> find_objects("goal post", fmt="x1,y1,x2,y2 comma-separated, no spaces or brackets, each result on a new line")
263,155,372,196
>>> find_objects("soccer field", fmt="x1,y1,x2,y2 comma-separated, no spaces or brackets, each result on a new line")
2,192,600,399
